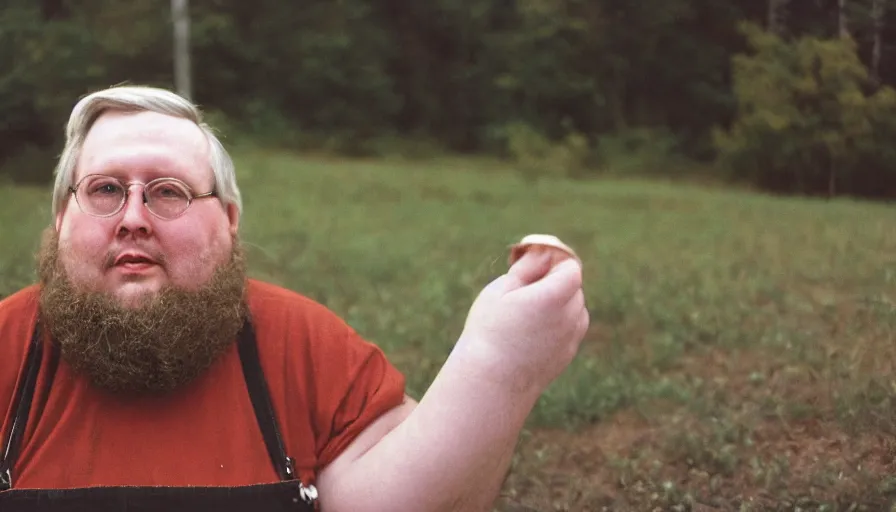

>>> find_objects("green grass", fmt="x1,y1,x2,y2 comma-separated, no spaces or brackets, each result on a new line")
2,148,895,509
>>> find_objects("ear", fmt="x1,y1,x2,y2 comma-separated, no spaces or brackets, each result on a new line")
55,184,77,233
226,203,240,237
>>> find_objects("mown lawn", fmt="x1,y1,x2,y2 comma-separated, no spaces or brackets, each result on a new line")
2,149,895,510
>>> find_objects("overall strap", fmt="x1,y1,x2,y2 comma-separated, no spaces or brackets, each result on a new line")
236,318,297,482
0,321,44,491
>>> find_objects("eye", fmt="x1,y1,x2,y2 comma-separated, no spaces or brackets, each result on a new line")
149,181,189,201
87,179,124,196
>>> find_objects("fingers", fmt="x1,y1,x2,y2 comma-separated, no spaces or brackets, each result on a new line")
563,289,588,330
504,250,553,291
575,302,590,340
567,288,585,313
512,257,583,306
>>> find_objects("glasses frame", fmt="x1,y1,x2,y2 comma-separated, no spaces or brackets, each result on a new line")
68,174,218,220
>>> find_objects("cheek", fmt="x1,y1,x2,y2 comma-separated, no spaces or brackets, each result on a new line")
57,223,114,282
158,219,233,282
58,219,112,262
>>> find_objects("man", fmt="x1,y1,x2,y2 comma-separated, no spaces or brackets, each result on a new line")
0,85,589,511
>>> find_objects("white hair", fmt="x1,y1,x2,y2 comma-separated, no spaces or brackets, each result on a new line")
51,85,242,219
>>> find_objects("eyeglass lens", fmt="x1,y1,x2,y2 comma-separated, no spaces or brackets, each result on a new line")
78,175,192,218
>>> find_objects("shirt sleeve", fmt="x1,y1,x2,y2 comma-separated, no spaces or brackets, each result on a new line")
313,325,407,468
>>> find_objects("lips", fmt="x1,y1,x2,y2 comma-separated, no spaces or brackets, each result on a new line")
113,252,158,267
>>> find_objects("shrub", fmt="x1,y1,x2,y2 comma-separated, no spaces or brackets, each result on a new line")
713,22,896,199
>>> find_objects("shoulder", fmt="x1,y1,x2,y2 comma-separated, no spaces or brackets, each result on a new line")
243,278,403,396
245,279,354,339
244,280,407,471
244,278,382,371
0,286,41,427
0,285,41,350
245,279,332,317
0,285,41,319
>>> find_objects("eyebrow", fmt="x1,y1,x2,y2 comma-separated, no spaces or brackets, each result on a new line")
81,156,205,189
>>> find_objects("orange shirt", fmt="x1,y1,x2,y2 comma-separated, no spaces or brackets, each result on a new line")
0,279,406,489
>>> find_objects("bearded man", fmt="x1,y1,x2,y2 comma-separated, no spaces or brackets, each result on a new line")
0,85,590,512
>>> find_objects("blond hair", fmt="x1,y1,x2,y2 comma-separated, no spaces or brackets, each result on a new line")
52,85,242,218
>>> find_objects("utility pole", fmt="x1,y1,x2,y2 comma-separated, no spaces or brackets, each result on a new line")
172,0,192,100
767,0,790,35
871,0,887,86
838,0,849,40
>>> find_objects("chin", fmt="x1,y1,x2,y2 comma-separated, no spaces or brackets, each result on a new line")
112,282,164,308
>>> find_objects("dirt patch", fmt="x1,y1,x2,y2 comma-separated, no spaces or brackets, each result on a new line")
499,409,656,511
498,346,896,510
499,409,896,510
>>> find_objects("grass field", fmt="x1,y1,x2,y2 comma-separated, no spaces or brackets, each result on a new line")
2,148,895,510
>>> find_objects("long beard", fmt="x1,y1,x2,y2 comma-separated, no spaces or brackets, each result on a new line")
36,228,249,395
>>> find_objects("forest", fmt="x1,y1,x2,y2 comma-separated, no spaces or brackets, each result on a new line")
3,3,896,508
2,0,895,199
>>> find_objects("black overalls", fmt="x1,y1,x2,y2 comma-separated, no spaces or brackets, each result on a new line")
0,319,319,512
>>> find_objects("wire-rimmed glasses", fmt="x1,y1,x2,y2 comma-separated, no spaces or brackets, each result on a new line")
68,174,217,220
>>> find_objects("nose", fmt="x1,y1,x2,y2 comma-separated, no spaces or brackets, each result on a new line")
115,184,154,237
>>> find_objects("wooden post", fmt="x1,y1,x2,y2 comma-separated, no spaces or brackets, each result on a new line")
767,0,790,35
838,0,849,40
871,0,886,86
172,0,192,101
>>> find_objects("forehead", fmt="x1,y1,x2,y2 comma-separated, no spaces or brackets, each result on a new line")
76,110,211,185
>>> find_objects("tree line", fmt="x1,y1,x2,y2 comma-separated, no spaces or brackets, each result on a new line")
2,0,894,199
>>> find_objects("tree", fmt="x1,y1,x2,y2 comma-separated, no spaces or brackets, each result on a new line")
714,23,896,198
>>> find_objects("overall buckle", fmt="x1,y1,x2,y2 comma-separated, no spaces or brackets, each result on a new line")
0,467,11,491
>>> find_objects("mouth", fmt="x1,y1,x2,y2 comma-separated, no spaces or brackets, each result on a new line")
112,252,160,271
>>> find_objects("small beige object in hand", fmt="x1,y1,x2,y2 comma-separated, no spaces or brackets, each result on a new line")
508,234,581,268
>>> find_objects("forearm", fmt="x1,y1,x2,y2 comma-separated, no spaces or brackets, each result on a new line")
323,343,542,512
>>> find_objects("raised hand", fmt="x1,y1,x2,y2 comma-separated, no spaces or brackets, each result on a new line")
453,242,590,395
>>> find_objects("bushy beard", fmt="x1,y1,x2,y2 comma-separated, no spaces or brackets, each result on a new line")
36,228,249,395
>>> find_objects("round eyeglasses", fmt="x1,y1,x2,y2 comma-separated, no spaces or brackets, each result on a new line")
69,174,218,220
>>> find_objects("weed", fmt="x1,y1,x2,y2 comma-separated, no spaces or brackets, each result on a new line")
2,150,895,507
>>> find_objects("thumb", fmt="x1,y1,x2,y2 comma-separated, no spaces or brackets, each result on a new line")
502,250,552,292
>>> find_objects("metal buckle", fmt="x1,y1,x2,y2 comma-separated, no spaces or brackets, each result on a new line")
0,467,11,491
285,455,295,478
298,482,318,504
285,457,317,505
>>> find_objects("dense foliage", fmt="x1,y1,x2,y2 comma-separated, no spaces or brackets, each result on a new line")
715,23,896,198
2,0,894,198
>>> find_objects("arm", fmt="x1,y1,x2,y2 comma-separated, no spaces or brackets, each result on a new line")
317,251,589,512
316,353,543,512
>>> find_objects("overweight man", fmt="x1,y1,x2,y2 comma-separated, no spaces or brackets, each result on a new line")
0,85,589,511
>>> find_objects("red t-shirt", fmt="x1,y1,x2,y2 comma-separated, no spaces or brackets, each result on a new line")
0,279,406,489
